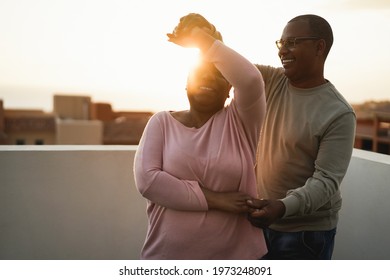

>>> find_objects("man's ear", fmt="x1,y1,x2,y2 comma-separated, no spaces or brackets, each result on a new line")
317,39,326,56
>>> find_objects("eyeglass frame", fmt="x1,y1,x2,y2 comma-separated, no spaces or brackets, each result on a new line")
275,37,320,50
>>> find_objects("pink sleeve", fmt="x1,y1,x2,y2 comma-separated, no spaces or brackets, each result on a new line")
204,41,266,152
134,113,209,211
204,41,265,114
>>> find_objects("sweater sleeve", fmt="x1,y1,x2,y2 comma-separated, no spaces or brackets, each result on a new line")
204,41,266,150
134,113,209,211
282,112,356,216
206,41,265,111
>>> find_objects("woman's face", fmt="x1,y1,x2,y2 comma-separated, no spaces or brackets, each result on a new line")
186,62,231,112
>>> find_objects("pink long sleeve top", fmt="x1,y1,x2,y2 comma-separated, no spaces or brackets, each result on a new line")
134,41,267,259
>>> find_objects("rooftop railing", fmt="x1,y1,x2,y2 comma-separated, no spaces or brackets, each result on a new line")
0,146,389,260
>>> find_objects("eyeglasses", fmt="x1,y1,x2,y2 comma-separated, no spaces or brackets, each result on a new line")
275,37,319,50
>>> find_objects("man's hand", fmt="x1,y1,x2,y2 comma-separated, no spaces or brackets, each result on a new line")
246,199,286,228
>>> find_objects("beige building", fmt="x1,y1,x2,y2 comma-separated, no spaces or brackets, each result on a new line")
52,94,103,144
53,94,91,120
56,119,103,145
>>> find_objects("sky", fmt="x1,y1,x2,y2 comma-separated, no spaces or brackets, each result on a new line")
0,0,389,113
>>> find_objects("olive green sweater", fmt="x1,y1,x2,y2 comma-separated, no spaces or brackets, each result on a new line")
256,65,356,232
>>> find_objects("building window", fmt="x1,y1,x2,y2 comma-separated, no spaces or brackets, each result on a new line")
35,139,44,145
16,139,25,145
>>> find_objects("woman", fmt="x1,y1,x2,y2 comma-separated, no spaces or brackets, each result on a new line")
134,13,266,259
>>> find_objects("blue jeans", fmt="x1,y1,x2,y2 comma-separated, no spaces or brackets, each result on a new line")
261,228,336,260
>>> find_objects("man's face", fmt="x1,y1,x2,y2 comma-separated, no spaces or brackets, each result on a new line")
277,20,322,87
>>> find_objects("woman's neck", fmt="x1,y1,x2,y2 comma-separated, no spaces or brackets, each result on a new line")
171,109,215,128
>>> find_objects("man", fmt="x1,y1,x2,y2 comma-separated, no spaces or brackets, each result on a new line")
247,14,356,259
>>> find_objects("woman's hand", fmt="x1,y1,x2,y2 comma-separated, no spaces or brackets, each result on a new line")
167,13,222,48
201,187,253,214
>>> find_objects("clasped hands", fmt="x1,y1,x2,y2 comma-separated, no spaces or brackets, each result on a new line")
202,187,286,229
246,198,286,229
166,13,222,48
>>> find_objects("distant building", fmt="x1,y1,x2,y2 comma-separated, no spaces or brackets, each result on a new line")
3,95,390,154
2,108,56,145
352,101,390,155
91,102,153,145
0,100,7,144
53,94,103,144
0,94,153,146
354,111,390,155
53,94,91,120
56,119,103,145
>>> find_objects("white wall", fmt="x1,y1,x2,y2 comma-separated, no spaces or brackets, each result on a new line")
333,149,390,260
0,147,389,260
0,146,147,260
